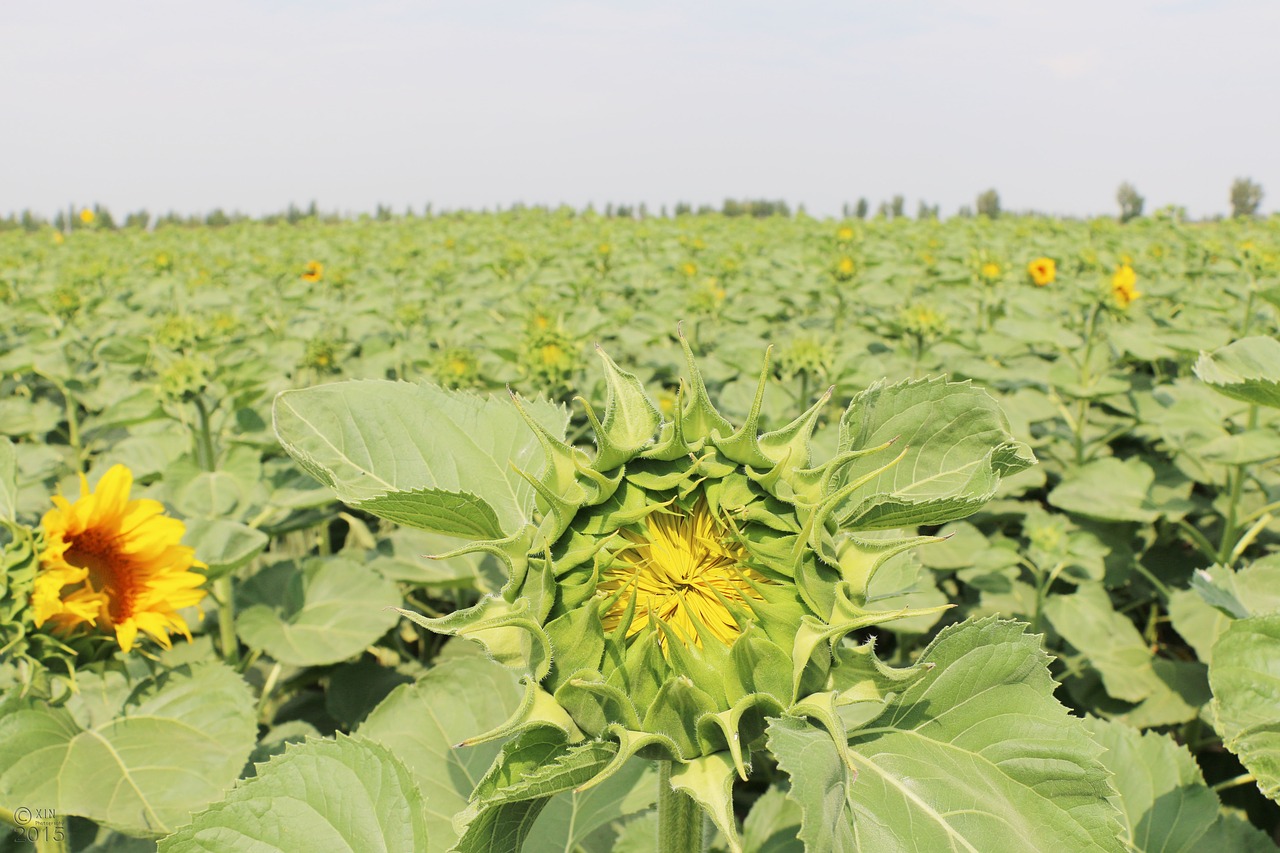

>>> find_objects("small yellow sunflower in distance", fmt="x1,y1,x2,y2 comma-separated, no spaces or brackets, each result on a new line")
1027,257,1056,286
1112,263,1141,307
33,464,207,652
301,260,324,282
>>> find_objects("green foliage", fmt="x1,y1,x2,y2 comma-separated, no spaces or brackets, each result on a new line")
1082,717,1224,853
0,663,257,837
358,652,524,851
1195,336,1280,409
0,437,16,523
837,618,1124,852
274,380,568,538
1209,615,1280,801
235,556,402,666
4,209,1280,848
834,377,1034,528
159,735,430,852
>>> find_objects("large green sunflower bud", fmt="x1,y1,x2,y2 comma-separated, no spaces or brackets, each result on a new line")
274,333,1034,846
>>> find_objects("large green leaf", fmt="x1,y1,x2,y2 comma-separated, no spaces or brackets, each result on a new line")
1169,559,1280,663
1209,614,1280,801
1047,583,1205,726
740,787,803,853
0,663,256,837
1195,336,1280,409
357,651,523,853
833,377,1034,529
236,556,402,666
843,617,1124,851
273,381,568,539
1081,717,1219,853
182,517,269,581
453,727,619,853
766,716,856,852
1195,811,1280,852
158,734,430,852
523,758,657,853
1048,457,1193,523
1045,583,1167,704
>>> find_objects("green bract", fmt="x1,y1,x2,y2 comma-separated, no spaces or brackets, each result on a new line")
274,333,1035,838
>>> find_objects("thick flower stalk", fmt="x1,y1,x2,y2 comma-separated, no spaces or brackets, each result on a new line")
274,332,1035,848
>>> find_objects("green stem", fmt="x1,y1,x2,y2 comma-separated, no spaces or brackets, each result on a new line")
1131,560,1172,600
657,761,703,853
1212,772,1255,793
1240,279,1257,337
1232,514,1272,564
1218,404,1259,564
1071,303,1102,467
246,506,278,530
1073,398,1089,467
214,575,240,666
1174,518,1219,562
193,394,217,472
1030,562,1067,635
257,661,282,722
1241,500,1280,524
1079,303,1101,382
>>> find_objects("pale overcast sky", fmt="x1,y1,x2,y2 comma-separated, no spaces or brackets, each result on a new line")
3,0,1277,219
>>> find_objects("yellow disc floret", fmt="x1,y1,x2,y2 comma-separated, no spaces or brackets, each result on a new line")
599,501,767,649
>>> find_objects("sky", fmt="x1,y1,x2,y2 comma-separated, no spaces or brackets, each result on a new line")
3,0,1278,220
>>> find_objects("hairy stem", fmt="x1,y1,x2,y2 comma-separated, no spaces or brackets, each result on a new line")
658,761,703,853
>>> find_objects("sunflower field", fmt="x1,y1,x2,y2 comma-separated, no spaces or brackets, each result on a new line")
2,209,1280,851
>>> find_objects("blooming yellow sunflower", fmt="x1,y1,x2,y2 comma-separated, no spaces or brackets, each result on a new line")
980,261,1002,281
33,464,207,652
598,501,769,649
836,225,855,242
301,260,324,283
1112,263,1140,307
1027,257,1056,286
79,208,95,225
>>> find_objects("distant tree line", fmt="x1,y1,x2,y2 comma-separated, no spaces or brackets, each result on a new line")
0,180,1270,232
